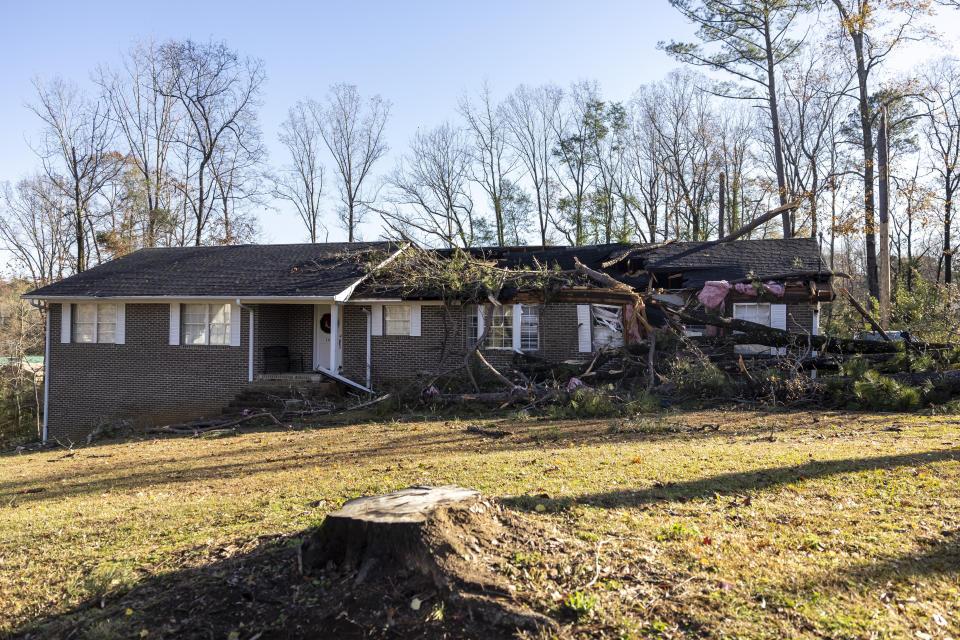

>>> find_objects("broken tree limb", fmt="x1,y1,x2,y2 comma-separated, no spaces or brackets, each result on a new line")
146,411,282,434
713,200,803,244
573,257,654,334
664,304,910,354
838,285,891,341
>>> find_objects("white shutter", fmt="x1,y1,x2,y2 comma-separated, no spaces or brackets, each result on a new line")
812,307,820,336
409,303,421,336
115,304,126,344
476,305,485,338
230,303,242,346
577,304,592,353
169,304,180,345
371,304,383,336
60,303,71,343
512,304,523,352
771,304,787,355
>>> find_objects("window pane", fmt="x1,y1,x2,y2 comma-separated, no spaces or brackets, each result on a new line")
183,304,207,324
208,304,230,345
486,306,513,348
385,305,410,335
75,304,96,323
209,304,229,325
74,323,95,343
97,304,117,343
520,305,539,350
183,324,207,345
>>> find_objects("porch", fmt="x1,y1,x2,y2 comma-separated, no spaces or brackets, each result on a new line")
251,303,339,377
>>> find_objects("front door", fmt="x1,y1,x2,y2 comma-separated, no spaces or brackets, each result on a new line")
314,304,331,370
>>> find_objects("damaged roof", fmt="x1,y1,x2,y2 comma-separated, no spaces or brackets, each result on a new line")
25,242,398,299
25,237,828,301
638,238,827,288
454,238,828,290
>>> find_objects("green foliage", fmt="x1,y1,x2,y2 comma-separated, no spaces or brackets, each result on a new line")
851,372,924,412
548,386,660,419
672,357,733,399
562,591,598,620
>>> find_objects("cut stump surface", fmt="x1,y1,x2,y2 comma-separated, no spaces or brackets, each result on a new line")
298,485,557,635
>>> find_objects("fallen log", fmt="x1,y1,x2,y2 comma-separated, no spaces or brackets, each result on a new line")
669,305,913,354
145,411,282,434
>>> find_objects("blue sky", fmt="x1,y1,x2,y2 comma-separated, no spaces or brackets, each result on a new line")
1,0,956,243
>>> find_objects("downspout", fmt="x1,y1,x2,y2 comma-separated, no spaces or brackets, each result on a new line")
363,307,372,389
235,300,254,382
29,300,49,443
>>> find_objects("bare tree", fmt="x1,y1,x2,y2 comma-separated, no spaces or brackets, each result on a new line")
0,176,73,287
502,84,563,246
920,57,960,284
459,83,516,247
28,77,121,272
379,123,477,248
159,39,265,246
98,39,181,248
318,83,390,242
552,80,603,245
275,100,327,242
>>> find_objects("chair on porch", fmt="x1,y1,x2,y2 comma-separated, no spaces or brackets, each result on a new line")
263,345,304,373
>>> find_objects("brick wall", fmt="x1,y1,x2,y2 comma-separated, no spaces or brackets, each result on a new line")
252,304,314,374
46,303,248,441
340,302,584,388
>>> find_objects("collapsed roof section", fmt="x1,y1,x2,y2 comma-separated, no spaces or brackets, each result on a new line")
448,237,830,291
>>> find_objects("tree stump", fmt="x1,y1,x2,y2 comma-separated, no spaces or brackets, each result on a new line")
298,484,481,579
297,485,557,633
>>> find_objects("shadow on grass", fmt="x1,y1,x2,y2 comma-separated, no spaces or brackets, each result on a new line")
562,447,960,507
8,528,512,640
0,415,743,506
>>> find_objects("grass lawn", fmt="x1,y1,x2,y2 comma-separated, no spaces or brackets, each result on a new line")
1,409,958,639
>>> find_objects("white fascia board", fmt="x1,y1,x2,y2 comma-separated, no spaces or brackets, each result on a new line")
332,244,411,303
24,295,339,303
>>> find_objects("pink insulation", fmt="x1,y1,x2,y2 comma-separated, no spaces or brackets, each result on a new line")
698,280,731,309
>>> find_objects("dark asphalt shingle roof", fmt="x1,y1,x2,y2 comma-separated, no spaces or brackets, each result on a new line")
447,238,828,290
26,242,397,299
25,238,828,300
639,238,827,288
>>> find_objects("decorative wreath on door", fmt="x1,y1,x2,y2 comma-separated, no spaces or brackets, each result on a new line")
320,313,332,334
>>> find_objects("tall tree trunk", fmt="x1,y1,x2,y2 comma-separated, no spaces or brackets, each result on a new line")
763,10,790,236
852,34,879,297
945,177,953,284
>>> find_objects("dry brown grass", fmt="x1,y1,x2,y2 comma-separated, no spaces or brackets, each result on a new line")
0,409,958,638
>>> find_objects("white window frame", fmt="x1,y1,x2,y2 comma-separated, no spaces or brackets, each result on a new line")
384,304,411,336
519,304,539,351
472,304,541,351
181,303,231,346
72,303,118,344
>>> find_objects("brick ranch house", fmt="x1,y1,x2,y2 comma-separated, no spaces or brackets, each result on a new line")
24,238,834,442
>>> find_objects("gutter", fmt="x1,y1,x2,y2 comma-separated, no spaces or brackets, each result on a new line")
362,307,372,389
235,300,254,382
332,243,411,303
29,300,49,443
